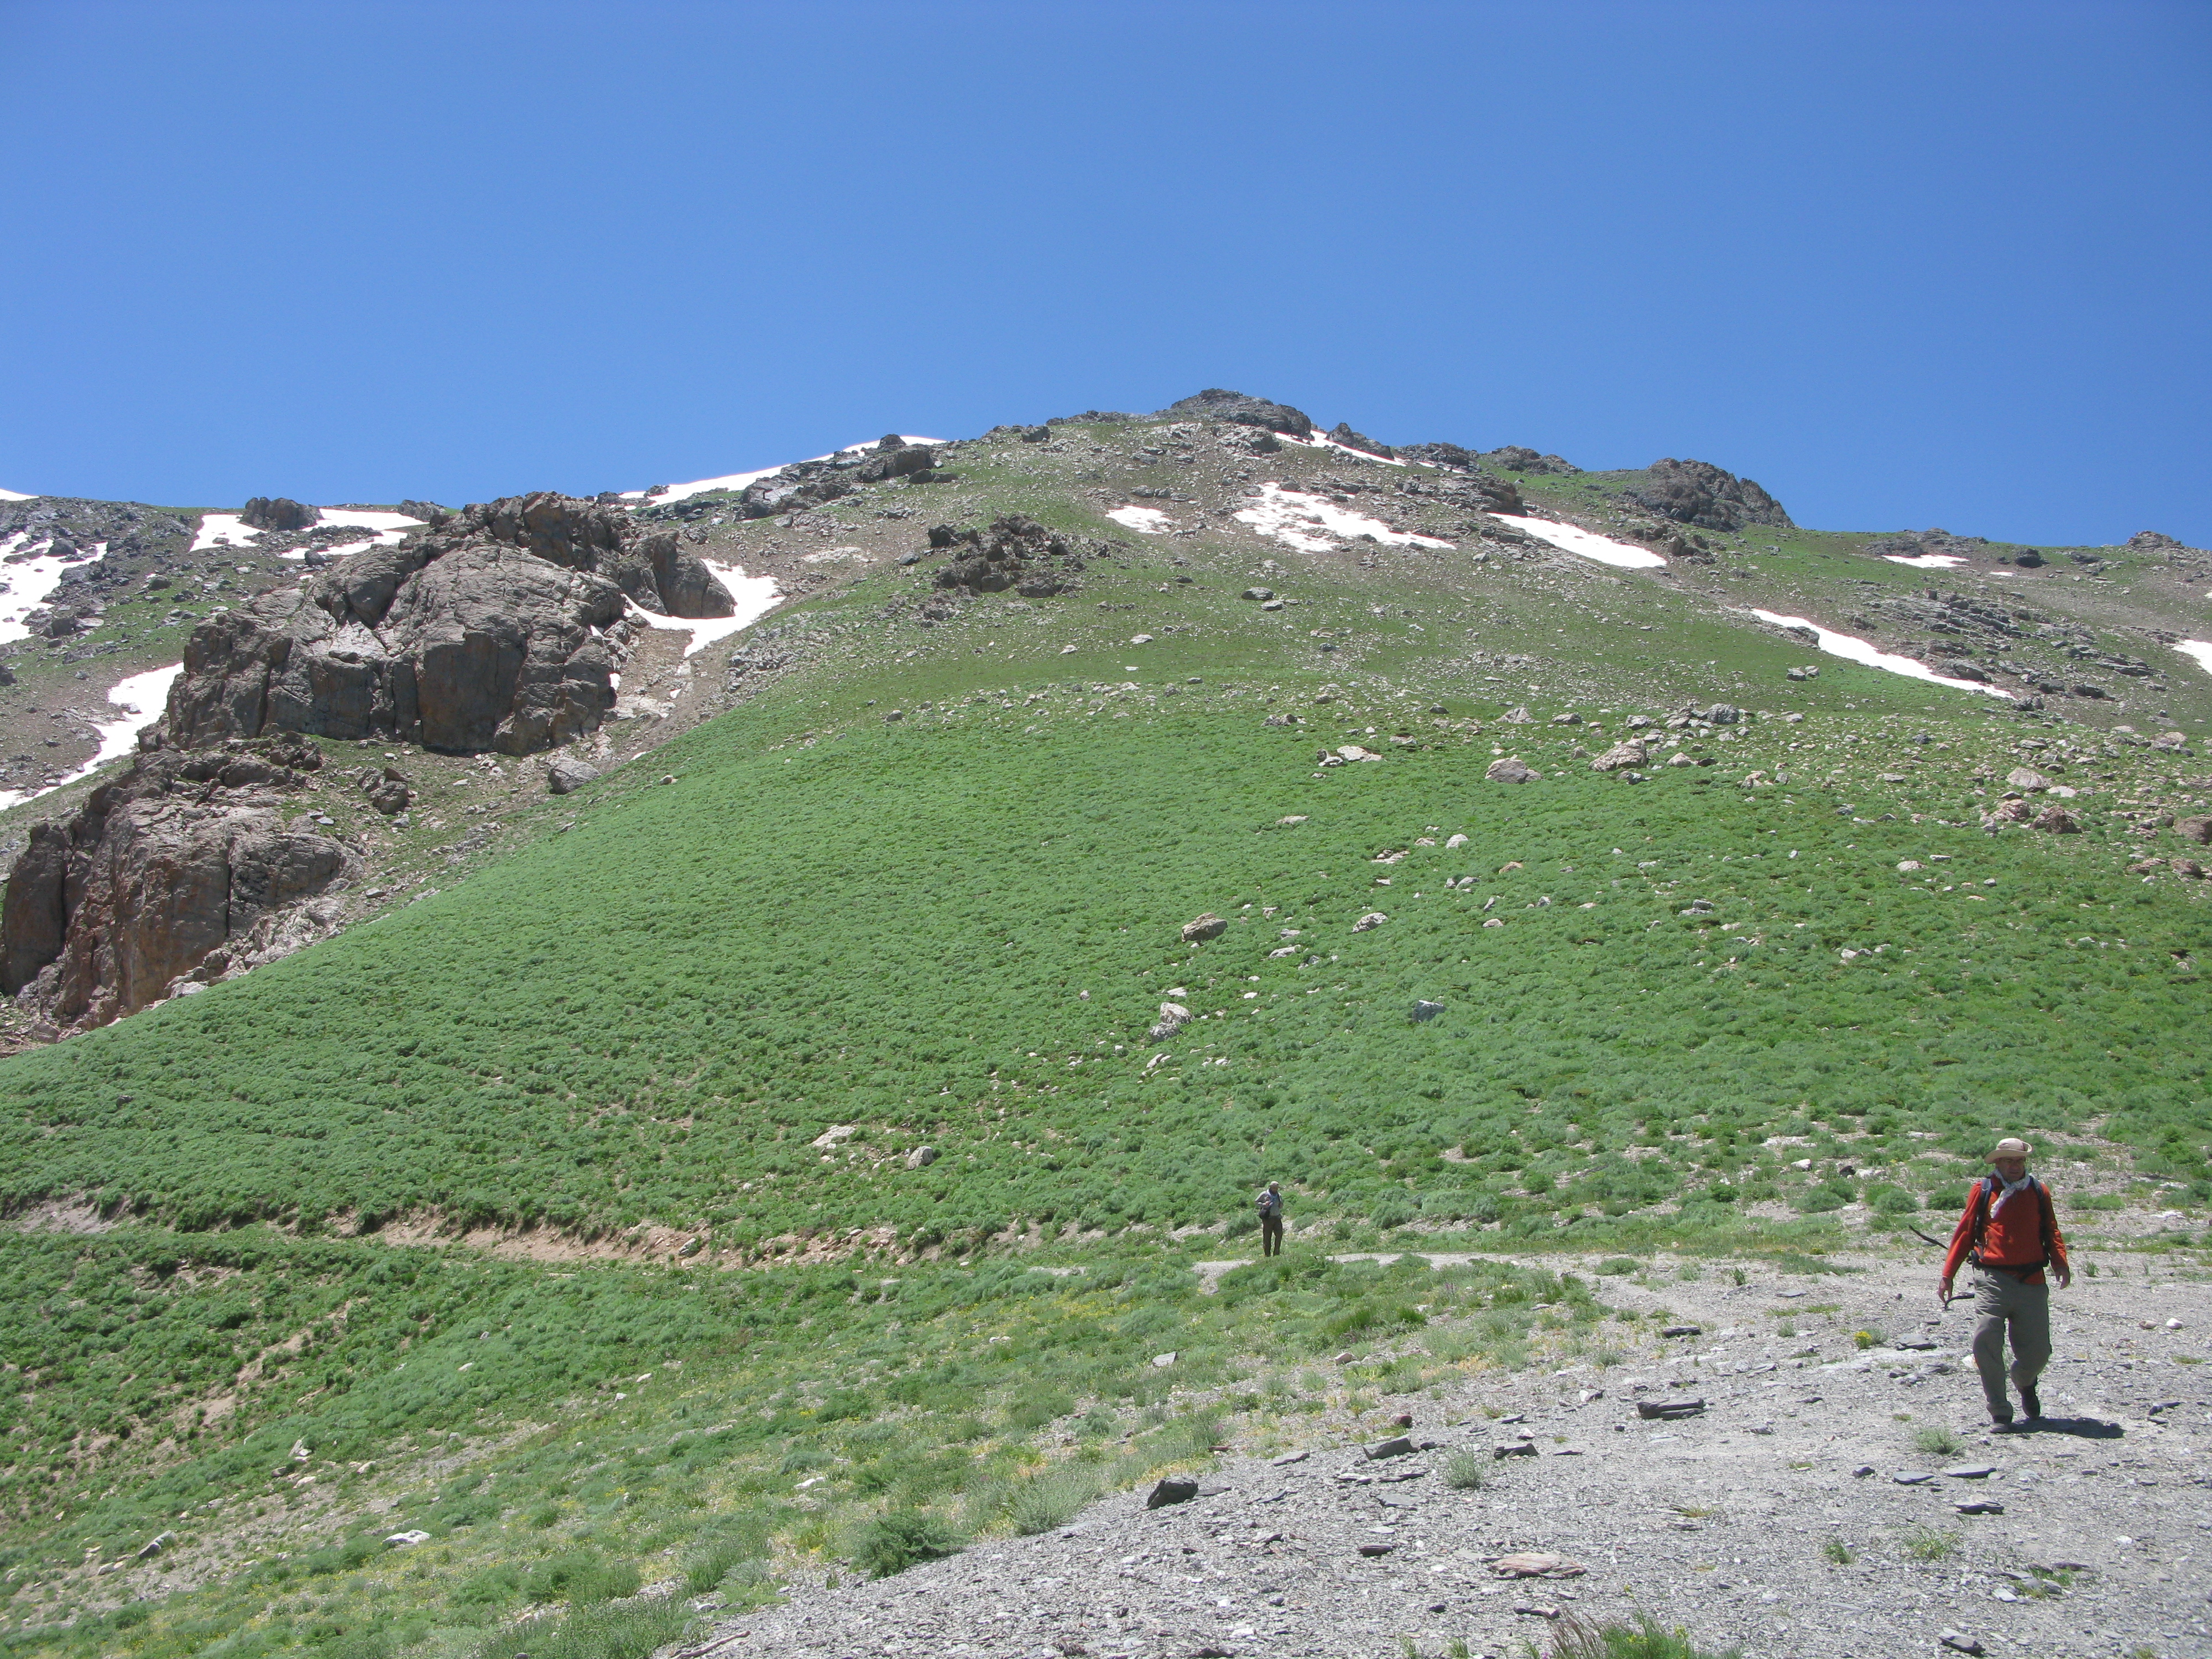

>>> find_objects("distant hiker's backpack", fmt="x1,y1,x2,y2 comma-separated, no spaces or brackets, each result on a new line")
1256,1190,1281,1218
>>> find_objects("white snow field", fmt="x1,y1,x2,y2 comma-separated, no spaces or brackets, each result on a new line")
0,487,33,502
1106,506,1171,534
1235,483,1453,555
0,662,182,811
2172,640,2212,676
623,437,953,507
194,507,421,555
1751,607,2016,698
1488,512,1667,570
624,561,782,658
1882,552,1966,569
0,534,102,645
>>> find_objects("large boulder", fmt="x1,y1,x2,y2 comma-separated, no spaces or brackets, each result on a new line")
238,497,322,532
1,737,358,1030
166,546,627,754
1625,459,1792,531
161,488,738,756
1157,389,1314,437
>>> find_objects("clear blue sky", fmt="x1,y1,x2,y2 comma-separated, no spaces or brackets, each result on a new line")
3,1,2206,547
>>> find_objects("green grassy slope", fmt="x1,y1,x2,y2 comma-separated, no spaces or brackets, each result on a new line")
3,683,2204,1251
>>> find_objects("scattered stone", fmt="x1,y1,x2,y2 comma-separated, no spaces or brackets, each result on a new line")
238,497,322,532
1269,1449,1309,1466
2006,768,2052,793
1954,1500,2005,1516
905,1145,937,1170
1364,1436,1416,1460
1589,740,1647,773
1151,1351,1178,1368
1490,1553,1585,1579
1357,1542,1396,1557
1352,912,1388,932
1940,1464,1995,1479
1634,1399,1704,1420
1149,1003,1193,1040
1938,1631,1986,1655
1852,1465,1876,1478
1661,1324,1703,1338
1240,587,1275,602
2173,814,2212,846
1493,1442,1538,1459
2032,805,2080,834
1486,756,1537,784
546,755,600,795
1146,1477,1199,1510
1892,1472,1937,1485
385,1530,432,1548
1181,913,1227,944
1410,999,1446,1022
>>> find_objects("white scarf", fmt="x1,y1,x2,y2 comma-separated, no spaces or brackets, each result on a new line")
1989,1171,2035,1217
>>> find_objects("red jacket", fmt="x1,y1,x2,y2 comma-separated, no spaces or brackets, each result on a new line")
1943,1175,2068,1285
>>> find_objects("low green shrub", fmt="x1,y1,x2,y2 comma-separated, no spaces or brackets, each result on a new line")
851,1510,964,1578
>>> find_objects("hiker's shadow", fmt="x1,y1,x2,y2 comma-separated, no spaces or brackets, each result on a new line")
2026,1416,2123,1440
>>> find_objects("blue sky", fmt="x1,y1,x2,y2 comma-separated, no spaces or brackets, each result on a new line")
3,1,2206,546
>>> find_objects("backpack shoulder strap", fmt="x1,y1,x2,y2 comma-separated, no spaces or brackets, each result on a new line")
1966,1177,1994,1261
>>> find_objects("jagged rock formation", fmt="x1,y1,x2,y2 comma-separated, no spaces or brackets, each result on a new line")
1,735,359,1030
1625,458,1791,530
1326,422,1393,456
1159,389,1314,437
238,497,322,532
162,492,733,755
1486,446,1580,476
928,516,1086,598
685,437,945,524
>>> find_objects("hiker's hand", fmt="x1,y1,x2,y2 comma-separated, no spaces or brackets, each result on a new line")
1938,1277,1953,1305
2054,1264,2072,1290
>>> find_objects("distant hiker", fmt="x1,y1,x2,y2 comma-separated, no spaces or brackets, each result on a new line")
1256,1182,1285,1257
1939,1136,2071,1431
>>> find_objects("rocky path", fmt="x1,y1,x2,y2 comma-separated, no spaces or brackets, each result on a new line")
685,1251,2209,1659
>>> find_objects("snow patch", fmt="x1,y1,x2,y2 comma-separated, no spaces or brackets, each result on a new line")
625,561,781,658
1750,608,2015,698
624,438,952,507
2172,640,2212,676
0,539,101,645
1882,554,1966,570
280,539,376,563
0,663,182,811
1489,513,1666,570
195,507,419,555
1107,506,1172,534
1235,482,1454,555
0,487,33,502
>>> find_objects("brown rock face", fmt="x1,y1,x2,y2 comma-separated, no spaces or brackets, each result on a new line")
162,489,734,755
0,737,361,1030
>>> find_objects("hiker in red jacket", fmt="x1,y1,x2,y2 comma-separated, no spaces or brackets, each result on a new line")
1940,1136,2071,1431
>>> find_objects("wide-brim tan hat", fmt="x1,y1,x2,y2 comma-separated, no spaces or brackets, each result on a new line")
1989,1137,2032,1161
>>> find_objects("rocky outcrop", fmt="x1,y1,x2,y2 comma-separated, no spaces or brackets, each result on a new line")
721,440,942,522
1,736,360,1030
238,497,322,532
928,516,1086,598
1326,422,1393,456
1486,446,1580,476
161,491,736,756
1159,389,1314,438
1625,459,1791,531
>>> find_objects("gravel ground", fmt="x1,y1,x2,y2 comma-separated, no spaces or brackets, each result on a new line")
682,1248,2209,1659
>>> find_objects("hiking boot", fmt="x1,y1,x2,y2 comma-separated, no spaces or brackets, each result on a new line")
1991,1418,2028,1434
2021,1386,2042,1422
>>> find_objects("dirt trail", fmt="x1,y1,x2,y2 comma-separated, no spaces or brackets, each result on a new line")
689,1247,2210,1659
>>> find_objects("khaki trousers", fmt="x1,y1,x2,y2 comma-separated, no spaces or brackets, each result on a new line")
1971,1269,2052,1419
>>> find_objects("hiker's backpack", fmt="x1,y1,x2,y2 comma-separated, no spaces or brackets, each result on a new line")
1966,1175,2054,1276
